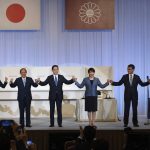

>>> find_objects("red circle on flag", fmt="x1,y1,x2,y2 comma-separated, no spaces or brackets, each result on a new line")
6,4,25,23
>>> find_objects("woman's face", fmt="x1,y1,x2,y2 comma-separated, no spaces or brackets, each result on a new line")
88,71,95,77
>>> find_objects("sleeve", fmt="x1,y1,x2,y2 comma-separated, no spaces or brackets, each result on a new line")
75,78,86,88
62,76,74,85
97,78,109,88
39,76,50,86
0,81,7,88
111,76,124,86
10,79,18,88
31,78,38,87
138,76,149,87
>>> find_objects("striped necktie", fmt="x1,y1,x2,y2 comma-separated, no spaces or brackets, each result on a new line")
54,75,58,86
23,78,26,87
129,74,133,86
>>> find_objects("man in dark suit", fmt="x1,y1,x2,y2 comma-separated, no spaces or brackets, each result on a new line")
110,64,150,127
10,68,38,127
38,65,75,127
0,77,8,88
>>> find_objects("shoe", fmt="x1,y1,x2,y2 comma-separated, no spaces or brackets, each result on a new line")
26,125,32,127
133,124,139,127
49,125,54,127
124,124,128,127
58,124,62,127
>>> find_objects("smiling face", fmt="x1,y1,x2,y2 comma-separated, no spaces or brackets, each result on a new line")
20,68,27,78
88,71,95,78
127,67,134,74
52,66,59,75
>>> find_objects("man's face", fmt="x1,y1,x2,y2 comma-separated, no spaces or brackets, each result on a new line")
52,67,59,75
127,67,134,74
20,69,27,78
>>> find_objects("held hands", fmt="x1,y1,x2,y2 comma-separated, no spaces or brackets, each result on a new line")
107,79,113,84
72,76,77,82
10,78,13,83
35,78,40,84
107,79,110,83
109,80,113,84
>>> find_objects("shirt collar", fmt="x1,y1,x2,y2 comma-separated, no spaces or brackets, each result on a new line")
53,74,58,77
129,74,134,77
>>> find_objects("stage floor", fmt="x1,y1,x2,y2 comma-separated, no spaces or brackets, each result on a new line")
11,116,150,131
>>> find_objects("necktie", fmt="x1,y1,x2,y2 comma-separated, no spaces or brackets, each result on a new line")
23,78,26,87
129,74,133,86
54,75,58,86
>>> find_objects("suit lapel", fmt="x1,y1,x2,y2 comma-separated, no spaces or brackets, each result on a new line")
57,75,61,85
21,77,27,88
52,75,59,86
127,74,135,86
25,77,28,87
87,77,95,87
126,74,130,85
132,75,136,85
20,77,25,88
93,77,96,86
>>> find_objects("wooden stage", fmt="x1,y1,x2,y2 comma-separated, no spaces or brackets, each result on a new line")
13,117,150,150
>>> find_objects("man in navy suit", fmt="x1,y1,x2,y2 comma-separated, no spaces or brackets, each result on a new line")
10,68,38,127
38,65,75,127
0,77,8,88
110,64,150,127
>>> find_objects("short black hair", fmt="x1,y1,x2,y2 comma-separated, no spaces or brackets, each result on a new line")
128,64,135,70
88,68,95,73
52,65,59,70
20,68,27,73
83,126,96,142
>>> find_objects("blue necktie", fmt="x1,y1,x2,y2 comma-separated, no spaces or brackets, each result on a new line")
23,78,26,87
55,75,58,86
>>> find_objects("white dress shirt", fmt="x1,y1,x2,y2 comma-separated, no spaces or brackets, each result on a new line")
22,77,26,86
53,74,58,80
129,74,134,85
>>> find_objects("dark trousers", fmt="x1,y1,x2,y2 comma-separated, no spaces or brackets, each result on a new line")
124,97,138,125
18,98,31,126
50,94,62,125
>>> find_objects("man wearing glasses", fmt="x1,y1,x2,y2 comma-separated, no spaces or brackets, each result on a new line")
110,64,150,127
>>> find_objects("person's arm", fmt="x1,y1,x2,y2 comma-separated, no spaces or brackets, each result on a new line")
97,78,109,88
10,78,18,88
39,76,50,86
62,75,74,85
0,77,8,88
111,76,124,86
138,76,150,87
75,78,85,88
31,78,38,87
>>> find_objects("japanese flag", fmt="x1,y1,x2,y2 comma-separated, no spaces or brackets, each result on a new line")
0,0,41,30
